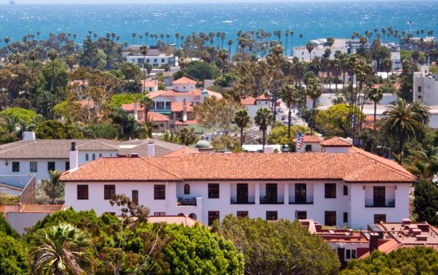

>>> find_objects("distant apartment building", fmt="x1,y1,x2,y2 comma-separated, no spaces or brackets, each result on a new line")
123,46,178,67
413,66,438,105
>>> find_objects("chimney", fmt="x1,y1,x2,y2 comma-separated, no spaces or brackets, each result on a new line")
369,232,379,253
134,99,138,120
147,140,155,157
69,142,79,171
182,99,187,123
22,131,35,140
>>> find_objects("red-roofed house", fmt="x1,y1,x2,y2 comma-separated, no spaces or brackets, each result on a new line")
240,95,271,119
147,77,222,116
61,139,415,228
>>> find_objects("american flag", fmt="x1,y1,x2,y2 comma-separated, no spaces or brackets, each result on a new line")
296,132,305,151
407,21,412,26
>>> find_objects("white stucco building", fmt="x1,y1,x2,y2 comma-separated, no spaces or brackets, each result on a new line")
61,137,415,228
413,66,438,105
123,47,178,67
0,135,187,184
292,38,349,61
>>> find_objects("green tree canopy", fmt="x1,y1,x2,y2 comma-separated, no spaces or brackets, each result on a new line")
35,120,84,139
341,247,438,275
218,215,340,275
315,104,365,137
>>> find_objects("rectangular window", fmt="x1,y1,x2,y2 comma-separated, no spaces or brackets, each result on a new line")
343,185,348,196
77,185,89,200
373,186,386,207
346,249,357,260
146,59,150,63
165,102,171,109
12,162,19,172
154,212,166,216
85,154,89,161
305,144,312,152
343,212,348,223
30,161,37,172
374,214,386,223
65,161,70,171
237,211,248,218
161,58,165,62
157,102,164,110
266,211,278,221
132,190,139,205
325,183,336,198
48,161,55,171
208,211,220,226
92,154,96,161
208,183,219,198
104,185,116,200
296,211,307,219
99,153,102,158
325,211,336,226
154,185,165,200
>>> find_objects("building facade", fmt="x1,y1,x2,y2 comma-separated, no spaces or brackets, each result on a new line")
61,138,415,228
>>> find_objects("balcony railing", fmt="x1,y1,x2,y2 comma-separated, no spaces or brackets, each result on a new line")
365,199,395,208
230,196,255,204
177,197,197,206
289,196,314,204
260,196,284,204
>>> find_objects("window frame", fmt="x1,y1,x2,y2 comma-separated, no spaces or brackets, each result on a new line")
325,211,336,226
132,190,139,205
77,185,89,200
296,211,307,219
184,184,190,195
325,183,337,199
12,162,20,172
343,185,348,196
266,211,278,221
104,185,116,200
237,211,248,218
48,161,55,171
154,185,166,200
208,183,220,199
374,214,386,223
343,212,348,223
30,161,38,172
208,211,220,226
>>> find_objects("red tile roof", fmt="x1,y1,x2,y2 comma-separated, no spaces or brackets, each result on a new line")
292,135,323,143
148,111,169,122
163,147,199,157
321,137,353,147
149,89,222,100
171,102,194,112
142,79,158,87
61,148,416,183
172,77,197,85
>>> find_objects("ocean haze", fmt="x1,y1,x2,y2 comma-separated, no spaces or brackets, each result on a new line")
0,1,435,56
5,0,408,3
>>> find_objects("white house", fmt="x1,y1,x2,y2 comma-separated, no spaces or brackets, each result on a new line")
61,137,415,228
123,47,178,67
292,38,349,61
0,135,188,183
148,77,222,115
413,66,438,105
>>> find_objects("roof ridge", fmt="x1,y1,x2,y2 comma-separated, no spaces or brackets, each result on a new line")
142,157,183,180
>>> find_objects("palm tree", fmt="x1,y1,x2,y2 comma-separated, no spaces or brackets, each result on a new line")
368,87,383,130
234,108,250,148
299,33,303,46
381,98,426,153
306,41,314,61
177,127,199,146
41,170,63,204
30,223,93,275
201,50,211,87
139,45,149,84
382,57,393,83
279,84,298,138
132,32,136,45
254,108,273,149
29,49,38,84
227,39,233,61
47,49,58,92
306,76,322,131
140,95,154,122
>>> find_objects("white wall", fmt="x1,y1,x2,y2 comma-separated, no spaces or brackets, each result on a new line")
65,179,410,228
7,212,50,235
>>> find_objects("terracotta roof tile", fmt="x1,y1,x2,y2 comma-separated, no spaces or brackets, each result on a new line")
241,96,256,105
172,77,197,84
61,157,182,181
163,147,199,157
148,111,169,122
61,149,415,183
171,102,194,112
321,137,353,147
292,135,323,143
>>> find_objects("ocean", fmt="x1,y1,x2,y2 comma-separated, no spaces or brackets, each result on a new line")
0,1,436,53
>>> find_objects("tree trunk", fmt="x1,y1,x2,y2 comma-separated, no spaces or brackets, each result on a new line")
373,101,377,131
287,107,292,139
240,127,244,149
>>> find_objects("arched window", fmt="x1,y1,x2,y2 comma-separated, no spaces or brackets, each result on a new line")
184,184,190,194
189,213,197,220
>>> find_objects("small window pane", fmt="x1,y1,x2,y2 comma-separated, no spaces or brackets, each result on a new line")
30,162,38,172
